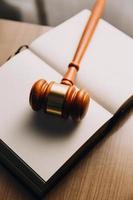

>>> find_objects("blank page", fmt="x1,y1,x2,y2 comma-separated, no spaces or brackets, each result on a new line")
0,50,111,181
30,10,133,114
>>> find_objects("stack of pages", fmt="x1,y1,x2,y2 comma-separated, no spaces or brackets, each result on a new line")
0,10,132,197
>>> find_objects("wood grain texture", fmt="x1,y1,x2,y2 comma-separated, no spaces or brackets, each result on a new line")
0,19,133,200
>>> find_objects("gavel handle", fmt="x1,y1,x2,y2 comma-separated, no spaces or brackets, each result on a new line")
61,0,105,85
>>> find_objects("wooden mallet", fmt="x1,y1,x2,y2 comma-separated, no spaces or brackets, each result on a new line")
29,0,105,121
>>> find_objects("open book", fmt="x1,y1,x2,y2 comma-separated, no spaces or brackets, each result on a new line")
0,10,132,197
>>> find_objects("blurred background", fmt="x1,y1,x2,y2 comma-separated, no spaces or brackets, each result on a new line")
0,0,133,37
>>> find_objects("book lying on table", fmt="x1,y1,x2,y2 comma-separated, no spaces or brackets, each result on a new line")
0,10,133,197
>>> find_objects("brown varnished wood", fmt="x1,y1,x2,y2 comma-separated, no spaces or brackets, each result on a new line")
30,0,105,121
72,0,105,65
61,65,78,86
30,79,48,110
30,82,90,121
61,0,105,85
71,89,90,121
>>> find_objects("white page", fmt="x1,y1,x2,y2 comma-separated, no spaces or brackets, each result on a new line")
0,50,111,181
30,10,133,114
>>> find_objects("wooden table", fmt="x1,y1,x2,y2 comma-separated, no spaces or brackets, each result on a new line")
0,19,133,200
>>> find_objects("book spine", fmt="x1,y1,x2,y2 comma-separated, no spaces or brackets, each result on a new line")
0,139,46,197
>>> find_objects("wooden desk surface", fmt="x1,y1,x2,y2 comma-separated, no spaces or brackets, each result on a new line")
0,19,133,200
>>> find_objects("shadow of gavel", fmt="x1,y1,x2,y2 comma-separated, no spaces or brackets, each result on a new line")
30,0,105,121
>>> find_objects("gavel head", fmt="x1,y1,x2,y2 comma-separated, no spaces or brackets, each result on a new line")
29,79,90,121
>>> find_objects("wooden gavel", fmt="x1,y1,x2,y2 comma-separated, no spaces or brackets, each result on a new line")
30,0,105,121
